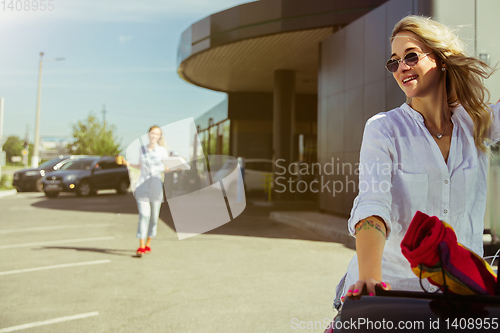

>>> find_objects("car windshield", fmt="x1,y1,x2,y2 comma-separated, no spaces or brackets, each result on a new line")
60,160,94,170
38,158,61,169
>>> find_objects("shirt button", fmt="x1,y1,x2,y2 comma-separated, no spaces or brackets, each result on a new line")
443,209,448,214
430,287,436,292
444,180,449,184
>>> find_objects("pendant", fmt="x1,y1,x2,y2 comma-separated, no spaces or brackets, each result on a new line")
436,134,443,139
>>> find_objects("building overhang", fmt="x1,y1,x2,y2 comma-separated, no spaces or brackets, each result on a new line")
177,0,388,94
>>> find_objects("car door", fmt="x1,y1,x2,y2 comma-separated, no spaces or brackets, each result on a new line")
91,160,109,189
102,160,121,189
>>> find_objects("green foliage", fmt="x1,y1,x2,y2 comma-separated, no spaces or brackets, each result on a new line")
2,136,23,162
2,136,33,165
69,113,121,156
0,174,12,190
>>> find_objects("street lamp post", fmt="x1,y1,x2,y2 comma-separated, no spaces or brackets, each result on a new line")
32,52,65,168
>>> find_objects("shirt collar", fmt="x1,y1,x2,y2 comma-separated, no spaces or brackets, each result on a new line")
146,143,158,151
400,103,424,123
400,102,459,123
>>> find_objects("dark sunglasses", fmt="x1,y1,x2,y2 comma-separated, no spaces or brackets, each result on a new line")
385,52,431,73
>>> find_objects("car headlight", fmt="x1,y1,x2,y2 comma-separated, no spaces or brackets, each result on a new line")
65,175,77,182
25,171,40,177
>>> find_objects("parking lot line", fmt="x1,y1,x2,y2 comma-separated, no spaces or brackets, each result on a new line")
0,312,99,332
0,260,110,276
0,224,116,234
0,237,115,250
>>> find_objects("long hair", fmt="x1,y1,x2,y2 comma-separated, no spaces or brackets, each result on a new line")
149,125,167,148
391,15,495,153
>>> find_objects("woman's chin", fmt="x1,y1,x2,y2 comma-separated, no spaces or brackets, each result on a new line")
403,90,420,100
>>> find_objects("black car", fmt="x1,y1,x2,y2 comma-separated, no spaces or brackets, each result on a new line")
41,156,130,198
13,155,88,192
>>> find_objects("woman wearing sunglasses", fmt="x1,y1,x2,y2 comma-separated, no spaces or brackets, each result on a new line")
332,15,500,316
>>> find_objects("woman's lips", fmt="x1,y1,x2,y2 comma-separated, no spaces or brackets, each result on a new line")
402,75,419,85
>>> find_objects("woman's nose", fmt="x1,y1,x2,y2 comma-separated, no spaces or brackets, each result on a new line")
397,60,411,72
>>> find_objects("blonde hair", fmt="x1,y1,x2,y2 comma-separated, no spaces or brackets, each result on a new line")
391,15,495,153
149,125,167,148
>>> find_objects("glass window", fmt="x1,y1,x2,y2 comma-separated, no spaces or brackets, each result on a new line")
39,158,61,169
61,160,94,170
102,161,119,169
246,161,273,172
222,120,230,155
209,126,218,155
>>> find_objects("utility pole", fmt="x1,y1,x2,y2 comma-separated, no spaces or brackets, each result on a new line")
32,52,65,167
24,125,29,168
102,104,106,128
32,52,44,168
25,125,29,147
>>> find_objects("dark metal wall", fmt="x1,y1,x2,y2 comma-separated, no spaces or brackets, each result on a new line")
227,92,317,160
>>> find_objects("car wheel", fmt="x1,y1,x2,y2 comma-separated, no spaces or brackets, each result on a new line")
76,181,92,197
35,179,43,192
45,191,59,198
116,178,129,195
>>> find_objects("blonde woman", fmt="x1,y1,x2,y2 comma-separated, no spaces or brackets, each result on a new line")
335,15,500,310
127,126,169,256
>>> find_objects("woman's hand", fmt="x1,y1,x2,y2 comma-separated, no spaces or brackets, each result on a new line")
343,279,391,302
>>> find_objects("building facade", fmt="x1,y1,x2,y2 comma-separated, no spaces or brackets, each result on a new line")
179,0,500,216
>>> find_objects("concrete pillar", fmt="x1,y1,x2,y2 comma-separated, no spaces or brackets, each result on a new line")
273,70,295,200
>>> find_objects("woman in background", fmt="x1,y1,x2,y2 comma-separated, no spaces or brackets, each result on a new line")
127,126,169,256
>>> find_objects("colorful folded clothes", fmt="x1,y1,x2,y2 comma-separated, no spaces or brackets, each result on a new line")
401,211,497,296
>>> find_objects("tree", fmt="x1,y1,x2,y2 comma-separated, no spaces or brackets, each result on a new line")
2,136,29,163
69,113,121,156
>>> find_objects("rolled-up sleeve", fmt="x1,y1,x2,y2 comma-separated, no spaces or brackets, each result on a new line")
348,115,395,238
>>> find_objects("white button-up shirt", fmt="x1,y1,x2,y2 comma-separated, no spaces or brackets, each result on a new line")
343,102,500,292
135,144,169,202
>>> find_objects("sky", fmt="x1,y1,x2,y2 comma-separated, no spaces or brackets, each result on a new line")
0,0,254,151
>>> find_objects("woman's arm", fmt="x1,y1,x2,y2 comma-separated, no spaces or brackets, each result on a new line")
123,151,141,169
126,161,141,169
346,216,389,298
344,116,395,301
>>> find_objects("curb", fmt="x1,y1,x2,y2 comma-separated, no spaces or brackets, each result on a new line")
269,211,355,249
0,189,17,198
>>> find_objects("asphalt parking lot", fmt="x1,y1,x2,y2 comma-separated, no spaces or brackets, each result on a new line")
0,191,355,333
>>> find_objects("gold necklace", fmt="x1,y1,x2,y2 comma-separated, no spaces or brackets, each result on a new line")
426,121,448,139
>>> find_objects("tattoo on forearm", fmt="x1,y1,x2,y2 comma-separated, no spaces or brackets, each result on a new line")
355,219,386,237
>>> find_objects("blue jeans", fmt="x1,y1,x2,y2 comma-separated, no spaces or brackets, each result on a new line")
136,200,161,239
